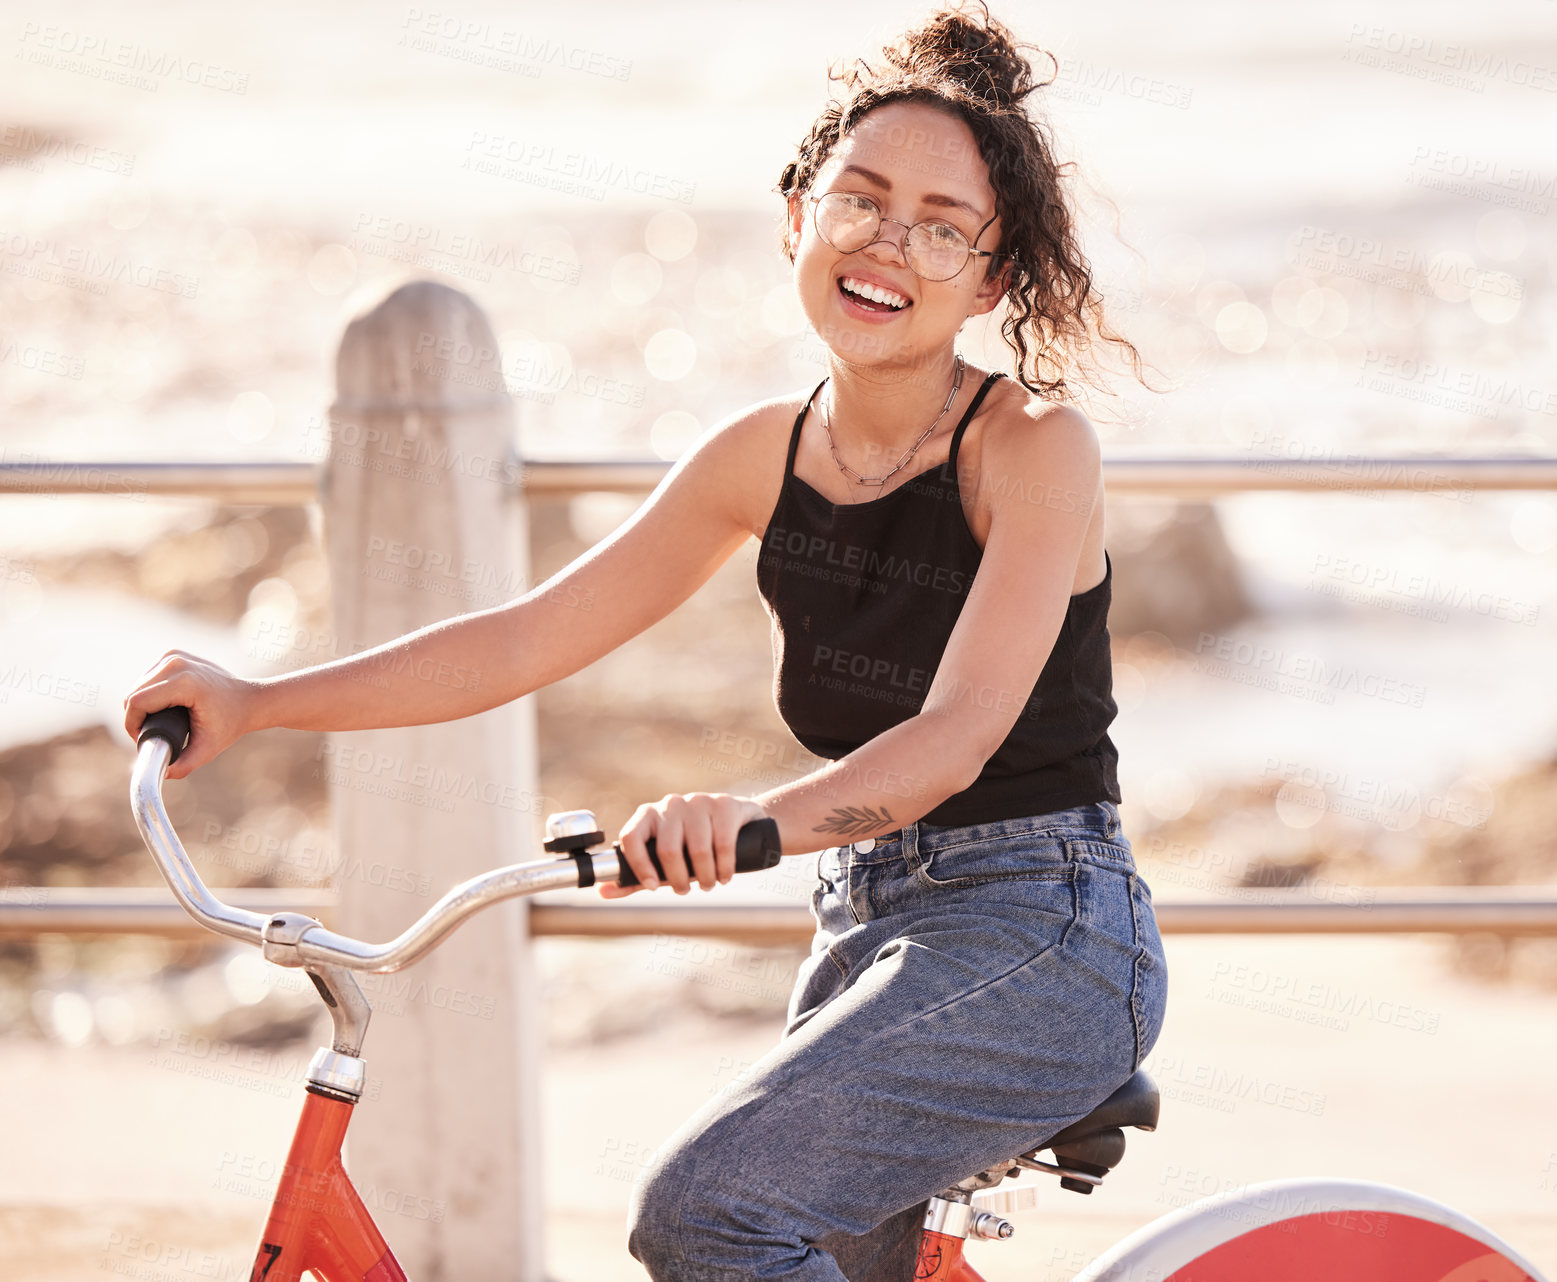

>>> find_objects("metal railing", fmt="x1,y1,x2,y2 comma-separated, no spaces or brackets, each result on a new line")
5,454,1557,503
0,886,335,936
6,885,1556,942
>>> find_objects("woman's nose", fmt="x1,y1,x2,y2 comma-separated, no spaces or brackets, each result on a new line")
862,218,911,265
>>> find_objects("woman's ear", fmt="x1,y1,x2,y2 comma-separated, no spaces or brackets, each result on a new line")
786,194,804,258
969,258,1012,317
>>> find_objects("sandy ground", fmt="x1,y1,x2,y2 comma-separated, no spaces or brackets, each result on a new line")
4,933,1554,1281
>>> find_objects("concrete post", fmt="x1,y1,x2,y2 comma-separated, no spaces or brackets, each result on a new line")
323,280,544,1280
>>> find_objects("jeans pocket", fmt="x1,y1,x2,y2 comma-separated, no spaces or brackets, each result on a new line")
812,847,862,933
914,831,1072,889
1062,834,1137,873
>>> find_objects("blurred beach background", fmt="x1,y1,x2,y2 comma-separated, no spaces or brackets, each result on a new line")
2,0,1556,1277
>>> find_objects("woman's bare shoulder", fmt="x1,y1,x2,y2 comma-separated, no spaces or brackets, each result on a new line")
977,378,1100,474
681,387,819,538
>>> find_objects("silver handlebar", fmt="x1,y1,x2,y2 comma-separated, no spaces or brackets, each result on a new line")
130,735,625,973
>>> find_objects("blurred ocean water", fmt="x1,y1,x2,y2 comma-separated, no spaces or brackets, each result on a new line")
2,0,1555,801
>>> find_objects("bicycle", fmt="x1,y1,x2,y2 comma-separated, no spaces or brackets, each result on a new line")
130,709,1549,1282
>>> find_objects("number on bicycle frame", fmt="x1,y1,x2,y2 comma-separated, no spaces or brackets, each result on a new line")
250,1242,282,1282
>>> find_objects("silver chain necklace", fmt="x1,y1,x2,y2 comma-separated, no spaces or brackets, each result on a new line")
820,355,966,489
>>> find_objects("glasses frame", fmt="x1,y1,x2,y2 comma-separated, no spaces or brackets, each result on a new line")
805,190,1005,283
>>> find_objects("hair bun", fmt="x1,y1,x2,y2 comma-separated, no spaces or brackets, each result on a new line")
888,2,1037,109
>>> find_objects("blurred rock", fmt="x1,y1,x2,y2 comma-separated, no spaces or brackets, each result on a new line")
0,724,329,891
26,505,326,627
0,719,332,1044
1105,496,1255,644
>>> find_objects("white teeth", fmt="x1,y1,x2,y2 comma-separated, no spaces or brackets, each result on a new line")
842,277,908,309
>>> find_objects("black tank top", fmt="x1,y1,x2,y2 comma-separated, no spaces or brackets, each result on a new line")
755,371,1121,827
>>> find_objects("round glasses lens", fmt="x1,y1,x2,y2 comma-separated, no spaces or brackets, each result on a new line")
815,193,880,252
904,221,970,281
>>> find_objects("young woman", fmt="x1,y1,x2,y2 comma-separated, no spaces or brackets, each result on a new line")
124,5,1166,1278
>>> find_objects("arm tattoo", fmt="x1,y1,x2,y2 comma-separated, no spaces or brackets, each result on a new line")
813,805,895,839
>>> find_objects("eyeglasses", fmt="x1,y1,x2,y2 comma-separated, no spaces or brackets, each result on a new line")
806,191,1002,283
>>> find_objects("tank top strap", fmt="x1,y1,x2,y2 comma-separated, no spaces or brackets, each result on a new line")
947,370,1007,473
786,379,828,477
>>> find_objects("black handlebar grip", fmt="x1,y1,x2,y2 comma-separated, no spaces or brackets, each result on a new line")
615,817,783,888
138,706,193,764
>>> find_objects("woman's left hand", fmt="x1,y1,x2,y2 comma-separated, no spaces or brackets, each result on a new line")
600,792,771,898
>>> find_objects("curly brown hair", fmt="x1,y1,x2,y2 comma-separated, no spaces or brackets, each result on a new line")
777,1,1153,405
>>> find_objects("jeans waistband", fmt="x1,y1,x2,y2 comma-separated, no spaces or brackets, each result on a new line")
835,800,1121,859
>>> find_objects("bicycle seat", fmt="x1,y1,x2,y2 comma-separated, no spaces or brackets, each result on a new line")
1030,1069,1159,1195
1049,1069,1159,1145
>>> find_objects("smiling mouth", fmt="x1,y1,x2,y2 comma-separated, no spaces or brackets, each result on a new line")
838,275,911,313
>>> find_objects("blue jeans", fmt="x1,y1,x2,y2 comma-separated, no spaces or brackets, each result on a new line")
628,800,1169,1281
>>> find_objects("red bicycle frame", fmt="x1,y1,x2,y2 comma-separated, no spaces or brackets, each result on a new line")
913,1229,987,1281
247,1090,405,1282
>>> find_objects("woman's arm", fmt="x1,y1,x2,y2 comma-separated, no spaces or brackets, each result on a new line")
123,399,784,777
611,395,1103,892
756,399,1103,840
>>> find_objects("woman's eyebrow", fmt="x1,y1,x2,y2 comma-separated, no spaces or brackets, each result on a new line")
835,163,988,221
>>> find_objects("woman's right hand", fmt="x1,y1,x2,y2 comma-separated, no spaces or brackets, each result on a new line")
123,651,265,780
